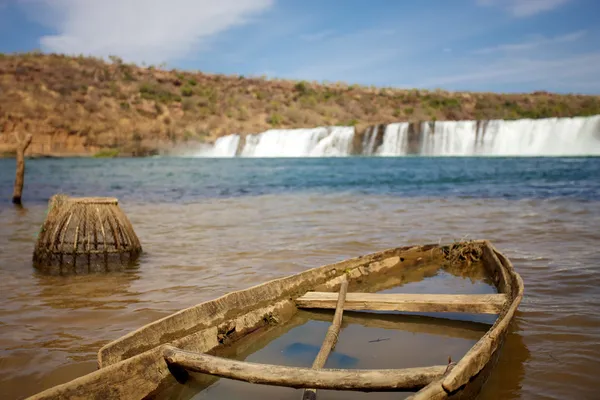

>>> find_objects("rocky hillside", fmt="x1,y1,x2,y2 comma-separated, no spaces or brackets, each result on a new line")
1,52,600,157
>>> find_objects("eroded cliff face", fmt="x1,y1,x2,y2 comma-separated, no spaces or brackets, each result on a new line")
2,52,600,158
0,115,189,157
0,125,99,157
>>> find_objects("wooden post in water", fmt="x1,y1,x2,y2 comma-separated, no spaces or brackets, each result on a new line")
12,132,33,205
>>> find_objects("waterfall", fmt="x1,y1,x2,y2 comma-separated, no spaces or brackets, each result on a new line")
421,121,480,156
479,117,600,156
194,115,600,157
378,123,410,156
238,127,353,157
377,116,600,156
361,126,381,155
207,134,240,157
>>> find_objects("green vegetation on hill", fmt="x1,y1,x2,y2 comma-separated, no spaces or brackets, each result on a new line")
1,52,599,156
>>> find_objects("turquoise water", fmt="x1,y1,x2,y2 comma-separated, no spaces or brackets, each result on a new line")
1,156,599,399
0,157,598,204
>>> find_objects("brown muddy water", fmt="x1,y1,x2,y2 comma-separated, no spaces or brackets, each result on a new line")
1,193,599,399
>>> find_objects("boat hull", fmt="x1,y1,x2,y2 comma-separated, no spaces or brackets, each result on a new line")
27,240,523,400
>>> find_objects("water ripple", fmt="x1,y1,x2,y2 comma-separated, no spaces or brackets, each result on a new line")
0,158,599,399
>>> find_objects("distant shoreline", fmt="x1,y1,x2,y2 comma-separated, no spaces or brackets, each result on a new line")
2,52,600,160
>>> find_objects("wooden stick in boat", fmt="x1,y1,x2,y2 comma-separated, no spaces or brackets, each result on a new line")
163,345,446,391
296,292,506,314
302,277,349,400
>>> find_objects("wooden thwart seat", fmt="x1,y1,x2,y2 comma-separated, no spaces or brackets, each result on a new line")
163,345,448,391
296,292,507,314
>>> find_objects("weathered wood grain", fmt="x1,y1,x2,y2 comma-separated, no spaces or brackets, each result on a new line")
25,240,523,400
297,292,507,314
163,345,446,391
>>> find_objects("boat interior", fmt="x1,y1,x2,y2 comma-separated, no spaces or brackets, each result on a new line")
30,240,523,400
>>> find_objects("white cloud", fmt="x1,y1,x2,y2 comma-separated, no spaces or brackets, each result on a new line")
473,30,586,54
22,0,274,64
476,0,572,17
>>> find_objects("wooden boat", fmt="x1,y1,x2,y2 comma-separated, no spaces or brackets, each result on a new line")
28,240,523,400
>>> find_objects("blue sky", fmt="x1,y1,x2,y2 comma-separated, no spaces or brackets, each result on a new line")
1,0,599,93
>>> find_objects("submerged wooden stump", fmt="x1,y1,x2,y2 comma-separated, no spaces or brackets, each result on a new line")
33,195,142,274
12,132,33,205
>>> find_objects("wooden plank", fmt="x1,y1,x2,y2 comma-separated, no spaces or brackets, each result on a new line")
163,345,446,391
296,293,506,314
302,277,348,400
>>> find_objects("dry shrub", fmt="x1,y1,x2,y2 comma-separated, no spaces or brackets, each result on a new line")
441,241,483,266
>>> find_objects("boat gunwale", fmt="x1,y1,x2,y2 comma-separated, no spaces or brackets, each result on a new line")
26,240,523,400
408,241,524,398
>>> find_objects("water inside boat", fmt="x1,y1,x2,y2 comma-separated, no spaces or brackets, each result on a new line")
158,260,498,400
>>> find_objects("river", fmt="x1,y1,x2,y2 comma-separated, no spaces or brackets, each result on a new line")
0,157,598,399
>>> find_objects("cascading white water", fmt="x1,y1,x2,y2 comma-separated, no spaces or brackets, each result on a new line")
380,116,600,156
207,134,240,157
479,116,600,156
194,115,600,157
378,123,409,156
239,127,354,157
309,127,355,157
361,126,380,156
421,120,480,156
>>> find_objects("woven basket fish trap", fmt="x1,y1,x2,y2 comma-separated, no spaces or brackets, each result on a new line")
33,195,142,274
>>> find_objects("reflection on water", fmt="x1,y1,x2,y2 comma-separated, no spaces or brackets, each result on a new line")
1,184,599,399
194,319,474,400
33,271,141,310
181,267,499,400
479,318,530,399
182,314,491,400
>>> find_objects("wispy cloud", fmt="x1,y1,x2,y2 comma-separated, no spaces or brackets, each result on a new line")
414,52,600,90
11,0,597,93
283,48,398,82
300,30,335,42
473,30,586,54
267,5,594,92
275,28,400,82
21,0,274,64
476,0,572,17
